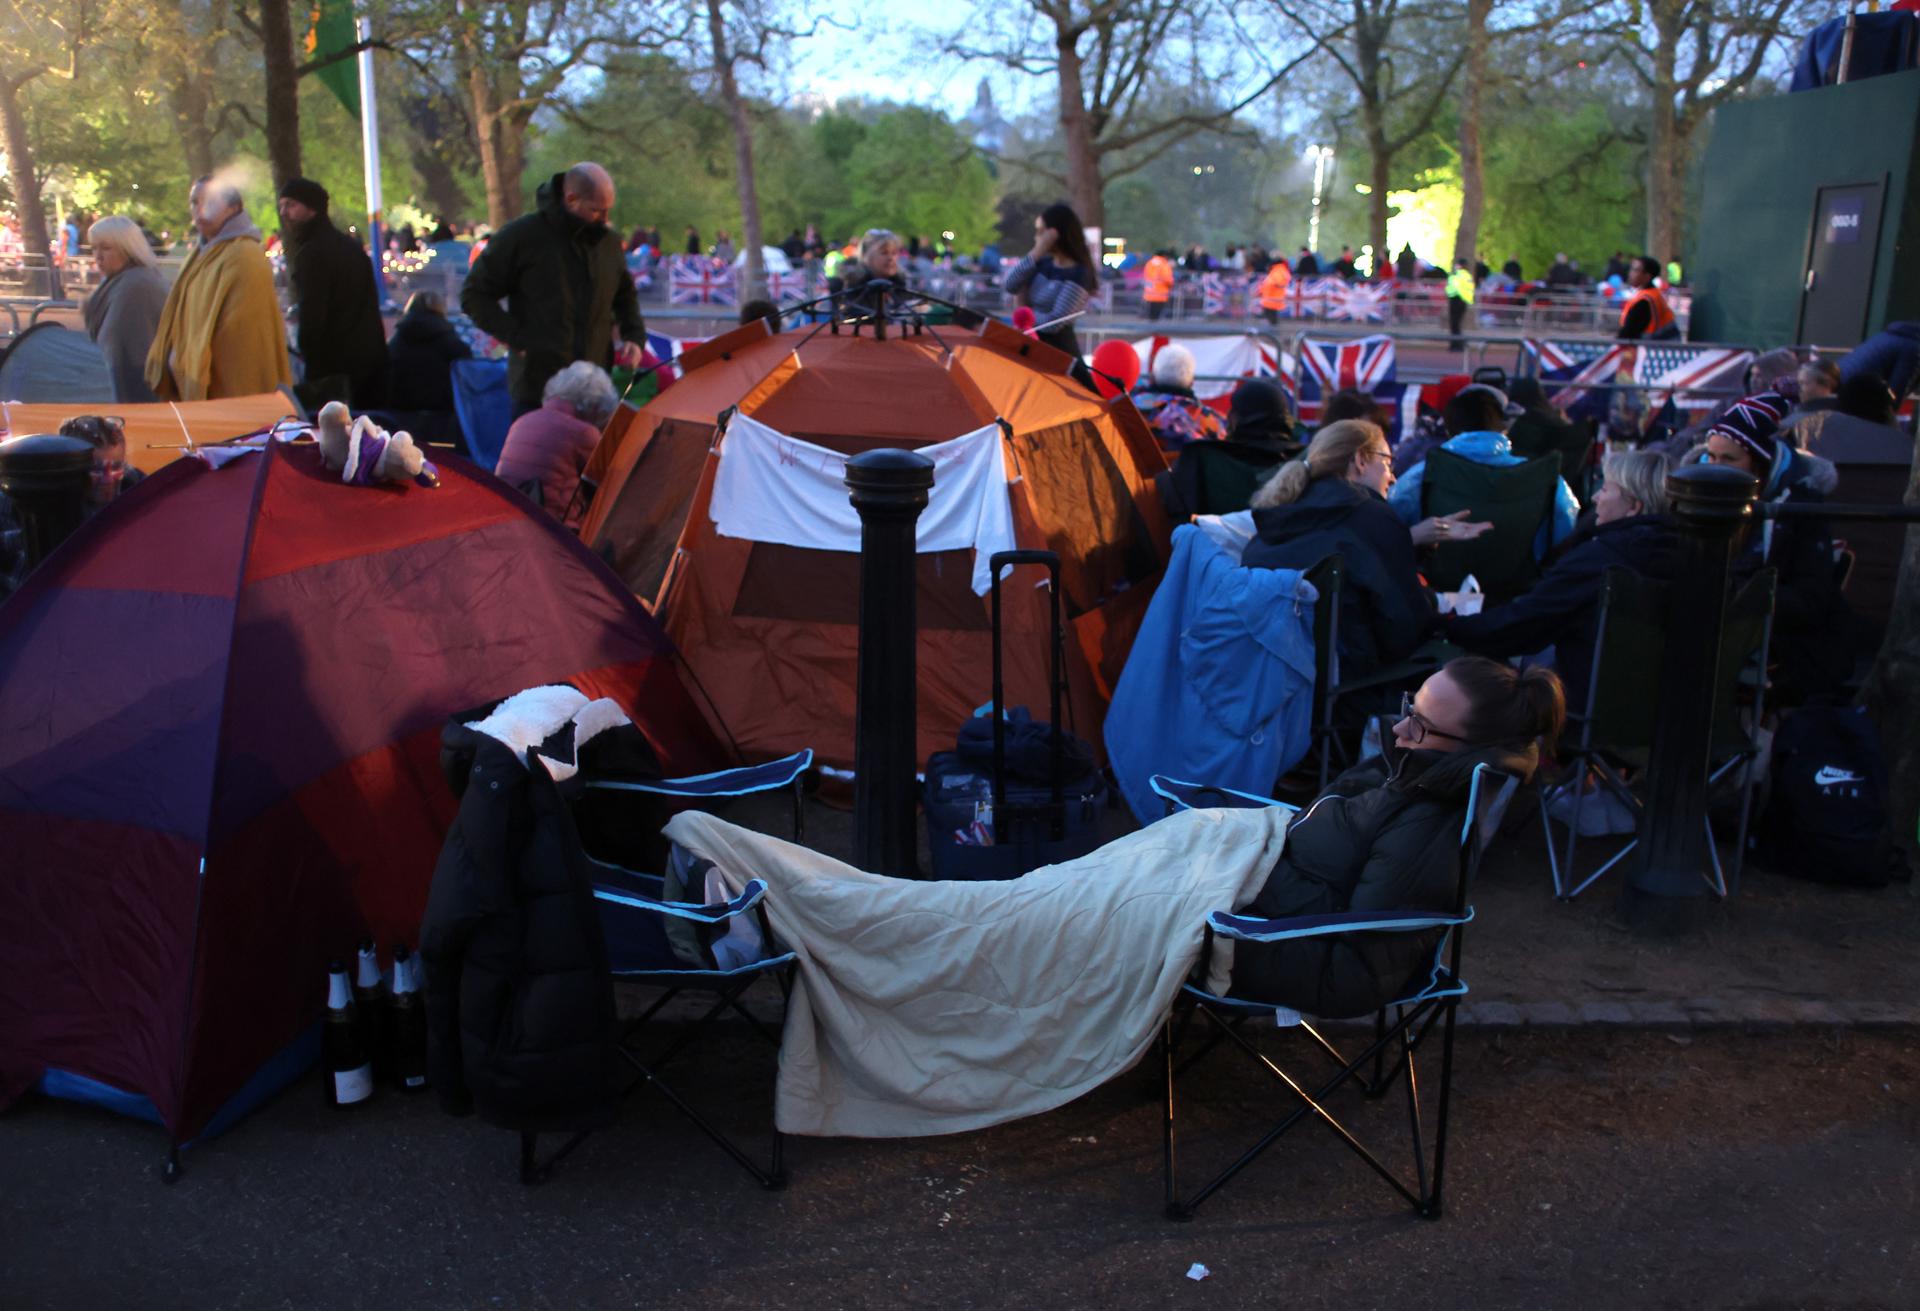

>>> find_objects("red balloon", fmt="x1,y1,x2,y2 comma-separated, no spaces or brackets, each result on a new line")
1090,340,1141,400
1011,305,1037,333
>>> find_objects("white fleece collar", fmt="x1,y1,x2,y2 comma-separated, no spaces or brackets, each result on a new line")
464,685,632,780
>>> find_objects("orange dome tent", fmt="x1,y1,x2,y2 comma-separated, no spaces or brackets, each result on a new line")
577,316,1173,769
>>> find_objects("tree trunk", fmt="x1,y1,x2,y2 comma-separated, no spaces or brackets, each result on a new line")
1354,23,1391,268
1450,0,1489,267
0,75,59,298
259,0,301,190
166,58,216,180
1863,450,1920,880
1053,27,1105,229
468,73,525,228
706,0,763,302
1643,3,1683,260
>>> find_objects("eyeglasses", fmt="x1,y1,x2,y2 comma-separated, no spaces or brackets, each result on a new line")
1398,692,1469,745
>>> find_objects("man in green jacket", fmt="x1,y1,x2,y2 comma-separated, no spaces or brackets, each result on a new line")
461,162,646,413
1445,256,1476,352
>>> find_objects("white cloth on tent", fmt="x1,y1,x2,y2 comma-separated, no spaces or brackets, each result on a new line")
709,413,1016,595
663,805,1289,1138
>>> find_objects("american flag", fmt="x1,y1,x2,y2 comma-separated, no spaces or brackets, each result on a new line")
668,255,737,306
1633,344,1754,419
1294,334,1397,424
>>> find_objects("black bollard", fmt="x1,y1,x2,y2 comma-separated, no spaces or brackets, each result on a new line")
846,448,935,877
0,433,95,574
1615,462,1757,933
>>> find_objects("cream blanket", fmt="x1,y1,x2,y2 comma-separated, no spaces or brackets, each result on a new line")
661,806,1289,1138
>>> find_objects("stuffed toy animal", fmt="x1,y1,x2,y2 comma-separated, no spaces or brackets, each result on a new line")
314,402,440,488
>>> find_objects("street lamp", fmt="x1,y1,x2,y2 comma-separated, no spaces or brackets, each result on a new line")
1305,146,1334,255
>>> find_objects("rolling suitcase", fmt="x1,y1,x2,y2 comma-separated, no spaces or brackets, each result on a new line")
924,549,1109,880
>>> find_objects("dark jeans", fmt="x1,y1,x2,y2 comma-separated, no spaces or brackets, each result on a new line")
1448,297,1468,350
1146,300,1166,322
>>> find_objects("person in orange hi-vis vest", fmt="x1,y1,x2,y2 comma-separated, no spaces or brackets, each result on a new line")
1259,258,1293,325
1617,255,1679,340
1142,249,1175,321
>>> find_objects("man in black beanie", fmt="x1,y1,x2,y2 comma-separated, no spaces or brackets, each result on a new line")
278,176,389,408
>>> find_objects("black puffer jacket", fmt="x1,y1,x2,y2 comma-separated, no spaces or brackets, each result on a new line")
1242,477,1434,678
1230,741,1535,1018
419,697,661,1133
460,174,646,406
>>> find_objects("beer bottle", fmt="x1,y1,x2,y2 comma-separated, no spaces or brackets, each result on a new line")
353,940,390,1078
388,944,429,1093
324,961,374,1108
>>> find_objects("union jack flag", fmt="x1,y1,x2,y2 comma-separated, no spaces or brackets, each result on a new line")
668,255,737,306
1278,275,1327,318
1294,334,1397,424
1524,339,1634,421
1200,273,1235,317
1327,279,1392,323
764,268,814,305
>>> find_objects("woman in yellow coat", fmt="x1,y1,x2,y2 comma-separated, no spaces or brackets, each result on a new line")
145,179,293,402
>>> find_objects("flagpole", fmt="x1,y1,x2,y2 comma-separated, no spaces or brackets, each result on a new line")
355,13,389,308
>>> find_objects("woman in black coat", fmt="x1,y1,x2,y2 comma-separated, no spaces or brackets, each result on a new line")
1241,419,1487,679
1442,448,1679,705
1231,657,1564,1017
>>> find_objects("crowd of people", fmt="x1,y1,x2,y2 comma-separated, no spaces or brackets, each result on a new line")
21,163,1911,745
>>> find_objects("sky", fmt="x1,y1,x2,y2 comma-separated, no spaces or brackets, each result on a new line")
777,0,1045,119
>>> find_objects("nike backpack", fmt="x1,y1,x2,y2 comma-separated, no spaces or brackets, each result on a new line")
1755,703,1897,886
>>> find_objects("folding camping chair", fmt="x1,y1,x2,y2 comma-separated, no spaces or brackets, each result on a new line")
1541,568,1774,899
1160,763,1522,1220
1420,449,1563,605
1301,555,1453,791
517,750,813,1188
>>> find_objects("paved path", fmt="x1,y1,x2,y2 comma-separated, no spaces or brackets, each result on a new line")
5,1029,1915,1309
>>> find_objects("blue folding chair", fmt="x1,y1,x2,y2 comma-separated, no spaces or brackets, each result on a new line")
1161,763,1521,1220
585,749,814,842
449,357,513,473
518,751,813,1189
1150,774,1300,817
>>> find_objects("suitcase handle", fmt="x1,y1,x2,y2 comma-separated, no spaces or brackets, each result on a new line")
988,549,1065,843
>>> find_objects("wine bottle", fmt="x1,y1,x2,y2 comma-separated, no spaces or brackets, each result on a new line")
388,945,428,1093
324,961,374,1108
353,940,390,1078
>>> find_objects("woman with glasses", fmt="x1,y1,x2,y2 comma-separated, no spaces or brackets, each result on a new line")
1243,419,1487,680
0,416,143,601
1229,656,1564,1016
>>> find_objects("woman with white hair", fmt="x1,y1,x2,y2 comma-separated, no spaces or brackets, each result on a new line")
1442,448,1681,700
82,215,170,402
1132,344,1227,449
493,360,620,520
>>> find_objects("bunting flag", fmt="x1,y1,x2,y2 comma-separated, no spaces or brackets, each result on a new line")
303,0,360,118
